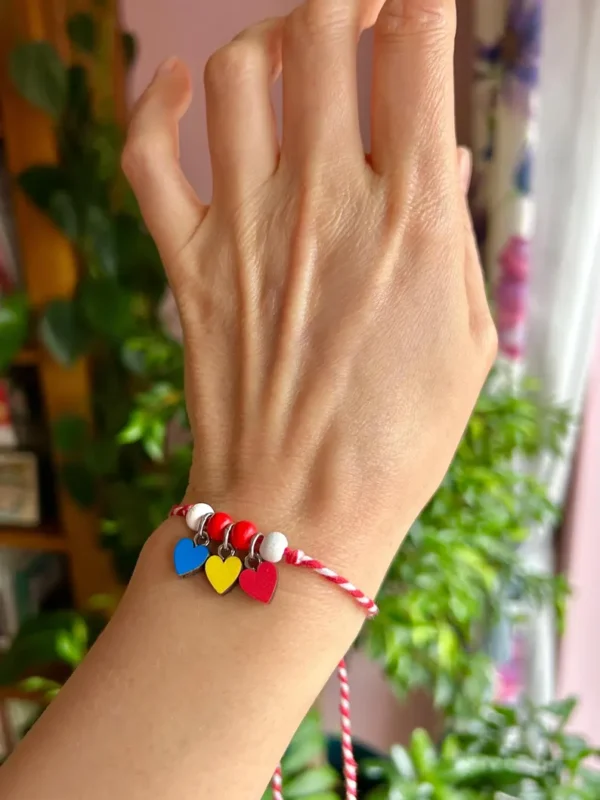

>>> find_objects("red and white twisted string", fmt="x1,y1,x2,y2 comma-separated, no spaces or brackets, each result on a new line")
169,504,378,799
272,552,377,800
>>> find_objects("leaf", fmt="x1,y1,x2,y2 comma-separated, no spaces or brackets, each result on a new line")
0,292,29,371
390,744,416,781
449,755,547,786
53,414,89,455
410,729,437,778
39,298,87,365
9,42,68,118
559,734,598,767
545,696,577,726
122,32,138,68
0,629,73,685
83,206,117,275
79,277,132,338
55,631,86,667
85,440,119,476
283,733,326,775
284,765,338,797
437,625,459,671
18,165,77,237
49,191,78,239
18,676,62,694
143,419,166,462
67,12,97,54
61,461,95,508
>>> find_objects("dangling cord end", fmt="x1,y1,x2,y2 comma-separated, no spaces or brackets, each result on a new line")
271,763,284,800
338,659,358,800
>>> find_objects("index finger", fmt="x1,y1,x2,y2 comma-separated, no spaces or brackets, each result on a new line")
370,0,457,180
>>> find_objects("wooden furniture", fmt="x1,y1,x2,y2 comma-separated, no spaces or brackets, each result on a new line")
0,0,117,607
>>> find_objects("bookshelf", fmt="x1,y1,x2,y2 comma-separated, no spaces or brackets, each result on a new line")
0,0,117,610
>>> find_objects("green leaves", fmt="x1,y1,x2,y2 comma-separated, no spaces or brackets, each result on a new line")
0,612,89,686
363,374,570,718
119,382,185,462
79,276,132,339
0,292,29,372
9,42,68,119
67,13,97,54
53,414,90,456
260,710,338,800
366,702,600,800
18,165,77,238
39,298,87,366
60,461,96,508
82,206,117,276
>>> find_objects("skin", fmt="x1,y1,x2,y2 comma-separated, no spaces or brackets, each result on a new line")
0,0,496,798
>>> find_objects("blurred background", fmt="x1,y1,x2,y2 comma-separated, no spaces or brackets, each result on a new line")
1,0,600,797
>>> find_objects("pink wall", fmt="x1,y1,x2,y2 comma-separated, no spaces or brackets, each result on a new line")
121,0,473,203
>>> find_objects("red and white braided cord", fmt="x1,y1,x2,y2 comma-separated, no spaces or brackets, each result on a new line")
283,548,379,619
169,505,378,799
271,764,284,800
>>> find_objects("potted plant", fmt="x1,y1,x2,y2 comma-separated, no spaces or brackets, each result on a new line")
365,700,600,799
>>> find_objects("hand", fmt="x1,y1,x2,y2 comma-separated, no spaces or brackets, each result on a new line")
122,0,496,587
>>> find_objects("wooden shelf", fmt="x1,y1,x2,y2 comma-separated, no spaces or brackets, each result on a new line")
0,526,70,553
13,346,41,366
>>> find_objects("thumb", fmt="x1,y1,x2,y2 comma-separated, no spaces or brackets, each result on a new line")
122,58,206,273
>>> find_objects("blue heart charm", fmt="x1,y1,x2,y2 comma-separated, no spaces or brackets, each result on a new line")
174,538,209,577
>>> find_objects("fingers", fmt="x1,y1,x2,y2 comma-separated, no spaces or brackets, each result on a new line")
205,18,283,204
122,59,206,271
370,0,457,180
281,0,365,171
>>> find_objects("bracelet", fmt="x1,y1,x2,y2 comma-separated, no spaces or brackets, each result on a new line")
169,502,378,800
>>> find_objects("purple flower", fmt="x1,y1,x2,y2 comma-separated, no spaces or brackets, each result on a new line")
478,0,542,115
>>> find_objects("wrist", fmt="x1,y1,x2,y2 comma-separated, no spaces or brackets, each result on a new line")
140,516,368,635
179,487,403,598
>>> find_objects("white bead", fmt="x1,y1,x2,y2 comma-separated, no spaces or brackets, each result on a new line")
259,532,288,564
185,503,214,531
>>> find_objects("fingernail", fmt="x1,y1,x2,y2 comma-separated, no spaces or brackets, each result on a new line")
458,146,473,195
156,57,178,78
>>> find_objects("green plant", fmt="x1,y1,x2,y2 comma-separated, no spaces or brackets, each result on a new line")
6,10,191,579
261,711,339,800
365,700,600,799
365,378,570,717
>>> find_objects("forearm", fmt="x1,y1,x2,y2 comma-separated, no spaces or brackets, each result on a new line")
0,515,382,800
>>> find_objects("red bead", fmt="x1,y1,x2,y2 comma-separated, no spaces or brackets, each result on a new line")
205,512,232,542
231,520,257,551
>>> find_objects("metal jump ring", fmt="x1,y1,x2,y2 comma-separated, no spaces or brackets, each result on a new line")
244,533,264,570
217,523,236,560
193,513,212,548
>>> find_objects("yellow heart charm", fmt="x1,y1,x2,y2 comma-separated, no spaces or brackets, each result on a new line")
205,555,243,595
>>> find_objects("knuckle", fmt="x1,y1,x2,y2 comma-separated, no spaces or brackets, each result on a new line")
204,42,259,90
285,1,351,42
377,0,455,42
121,130,153,177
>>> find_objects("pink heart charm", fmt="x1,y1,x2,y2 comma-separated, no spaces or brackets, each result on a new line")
239,562,278,604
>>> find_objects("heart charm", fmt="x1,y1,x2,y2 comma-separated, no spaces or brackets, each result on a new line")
239,562,278,604
205,554,243,595
174,538,209,577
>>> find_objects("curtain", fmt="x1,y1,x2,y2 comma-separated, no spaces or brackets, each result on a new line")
472,0,600,708
472,0,544,706
537,0,600,743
